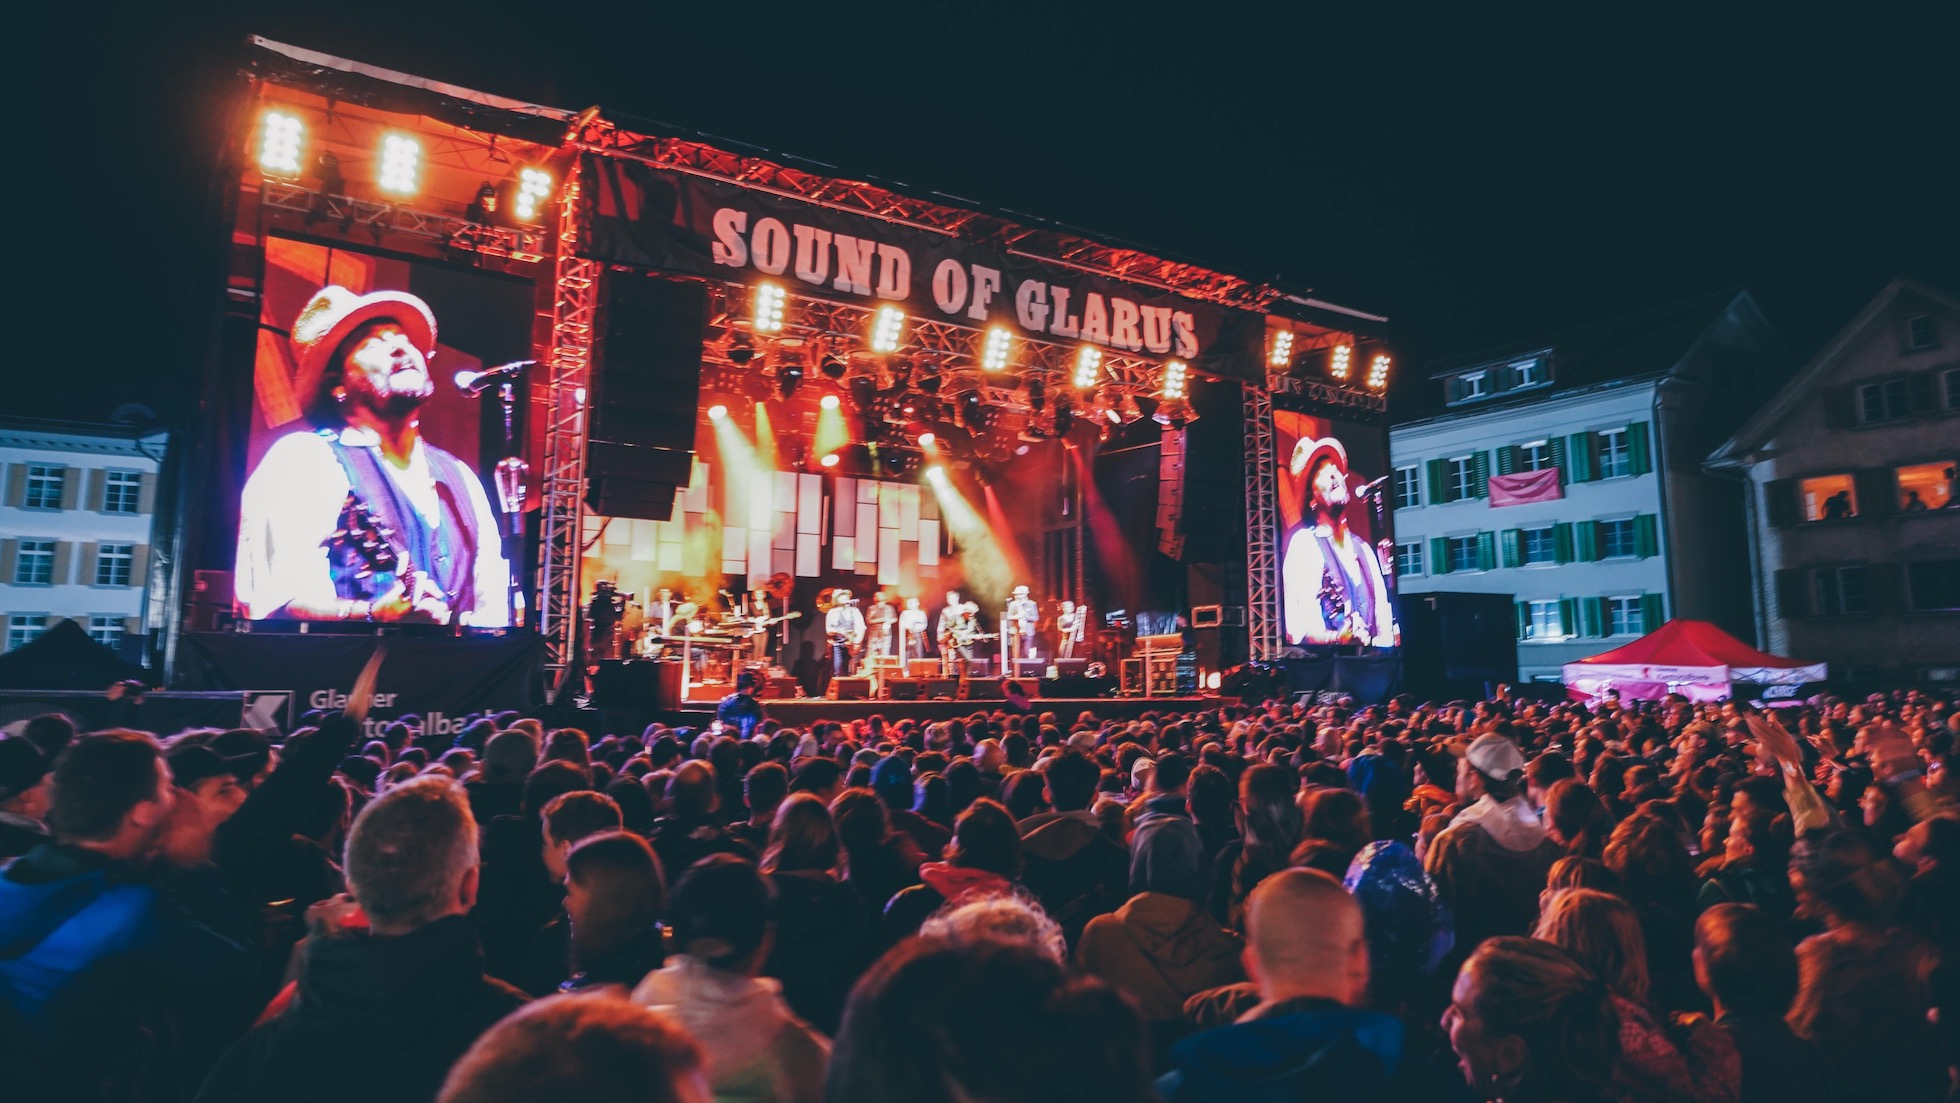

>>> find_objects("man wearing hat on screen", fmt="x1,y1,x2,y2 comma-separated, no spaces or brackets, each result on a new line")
1281,436,1396,647
235,285,510,625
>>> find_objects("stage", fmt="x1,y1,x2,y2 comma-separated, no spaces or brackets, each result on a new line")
674,694,1231,727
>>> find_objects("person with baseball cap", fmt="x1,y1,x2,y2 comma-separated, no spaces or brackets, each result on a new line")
1423,732,1562,960
1281,435,1398,648
0,734,52,859
235,284,510,626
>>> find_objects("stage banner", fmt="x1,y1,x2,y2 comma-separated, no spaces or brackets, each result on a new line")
178,633,544,738
576,154,1267,383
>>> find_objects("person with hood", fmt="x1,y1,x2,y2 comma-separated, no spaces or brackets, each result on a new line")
882,798,1021,944
196,775,527,1103
1077,802,1243,1048
870,755,950,858
1343,840,1452,1013
1156,869,1408,1102
1018,750,1127,946
631,854,828,1103
1425,733,1563,958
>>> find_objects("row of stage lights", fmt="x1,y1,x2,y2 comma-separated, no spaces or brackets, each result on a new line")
256,108,555,225
1269,328,1390,391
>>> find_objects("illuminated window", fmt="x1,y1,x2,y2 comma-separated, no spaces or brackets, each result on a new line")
5,615,47,652
14,540,54,585
87,616,125,649
24,465,63,510
1523,600,1565,640
1907,560,1960,612
1896,461,1956,511
1522,526,1558,565
1799,473,1859,522
1907,315,1937,351
104,470,141,514
1393,466,1421,510
1395,542,1423,577
1607,596,1642,636
95,544,134,587
1857,378,1910,423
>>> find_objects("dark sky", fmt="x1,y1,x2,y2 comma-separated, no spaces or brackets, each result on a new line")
23,3,1958,423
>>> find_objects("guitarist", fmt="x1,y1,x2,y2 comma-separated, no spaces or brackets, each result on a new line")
236,285,510,625
825,591,867,678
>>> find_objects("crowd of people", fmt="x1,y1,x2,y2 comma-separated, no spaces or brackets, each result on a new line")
2,683,1957,1102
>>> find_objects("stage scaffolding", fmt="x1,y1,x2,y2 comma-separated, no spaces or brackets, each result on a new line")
538,167,601,686
1242,385,1281,662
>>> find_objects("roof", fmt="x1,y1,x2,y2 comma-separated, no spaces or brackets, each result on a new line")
1397,288,1750,424
1572,619,1814,671
1708,276,1960,467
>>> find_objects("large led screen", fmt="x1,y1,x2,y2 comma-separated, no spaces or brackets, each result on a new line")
1274,408,1400,648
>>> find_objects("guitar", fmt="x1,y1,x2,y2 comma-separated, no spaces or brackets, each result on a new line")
752,611,803,630
329,493,441,622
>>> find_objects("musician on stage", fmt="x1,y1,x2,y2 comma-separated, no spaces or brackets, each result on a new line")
897,597,929,663
1055,599,1086,660
652,588,681,637
1005,585,1040,665
585,580,627,662
825,591,866,676
744,584,776,663
866,592,898,660
937,593,982,676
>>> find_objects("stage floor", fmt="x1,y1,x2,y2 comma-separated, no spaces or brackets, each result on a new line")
672,695,1229,726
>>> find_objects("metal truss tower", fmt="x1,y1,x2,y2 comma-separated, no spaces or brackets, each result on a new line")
538,171,600,688
1243,383,1281,661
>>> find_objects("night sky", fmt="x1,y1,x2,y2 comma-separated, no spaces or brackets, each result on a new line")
24,3,1957,425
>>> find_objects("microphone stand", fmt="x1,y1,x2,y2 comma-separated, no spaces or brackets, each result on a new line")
491,380,530,631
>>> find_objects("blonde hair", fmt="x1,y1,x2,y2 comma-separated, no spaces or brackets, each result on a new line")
1534,887,1649,1004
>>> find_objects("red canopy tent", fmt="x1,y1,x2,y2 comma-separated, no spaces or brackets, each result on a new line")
1562,619,1826,703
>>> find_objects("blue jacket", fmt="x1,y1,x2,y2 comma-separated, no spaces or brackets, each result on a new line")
716,691,765,739
1155,998,1406,1103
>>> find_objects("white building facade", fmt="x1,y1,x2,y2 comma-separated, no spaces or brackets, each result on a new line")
0,419,167,656
1391,292,1785,681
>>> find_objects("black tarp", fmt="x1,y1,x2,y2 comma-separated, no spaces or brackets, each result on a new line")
0,618,148,691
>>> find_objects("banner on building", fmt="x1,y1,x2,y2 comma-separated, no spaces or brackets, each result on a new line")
1488,468,1564,508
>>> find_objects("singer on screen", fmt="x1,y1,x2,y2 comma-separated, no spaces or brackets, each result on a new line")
235,285,510,625
1281,436,1396,647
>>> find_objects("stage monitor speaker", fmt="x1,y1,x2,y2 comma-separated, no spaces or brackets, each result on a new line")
886,678,923,700
1011,660,1046,678
922,678,961,698
906,659,941,677
830,676,874,700
957,680,1005,700
1053,658,1088,677
586,274,707,519
758,676,801,699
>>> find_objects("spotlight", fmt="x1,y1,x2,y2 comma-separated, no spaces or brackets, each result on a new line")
1105,407,1122,425
1054,403,1074,436
918,432,936,448
1025,376,1046,412
708,403,729,420
1367,353,1391,390
258,109,304,177
870,306,905,352
981,326,1013,372
467,182,498,225
1154,400,1195,429
848,375,878,409
377,133,420,196
1330,344,1352,382
820,394,840,410
776,361,803,398
728,335,756,365
819,452,840,468
513,168,552,223
1073,346,1103,389
917,359,942,394
753,283,787,334
889,359,913,388
925,465,947,483
1160,360,1189,402
1015,444,1030,456
820,355,846,379
1269,329,1294,369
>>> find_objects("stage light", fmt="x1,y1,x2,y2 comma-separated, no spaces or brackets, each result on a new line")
1073,346,1103,389
870,306,905,352
959,391,989,431
820,452,840,468
925,464,947,483
918,431,936,448
1367,353,1391,390
848,375,878,409
1105,406,1122,425
728,335,756,365
1024,376,1046,412
776,360,803,398
1054,403,1074,436
819,355,846,379
1269,329,1294,369
378,133,421,196
917,359,942,394
513,168,552,223
258,110,304,177
753,283,787,334
1330,344,1352,382
1015,443,1030,456
1160,360,1189,402
708,403,729,420
820,394,840,410
981,326,1013,372
467,182,498,225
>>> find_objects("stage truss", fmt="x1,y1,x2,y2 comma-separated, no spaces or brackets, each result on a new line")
538,169,601,685
1243,384,1281,662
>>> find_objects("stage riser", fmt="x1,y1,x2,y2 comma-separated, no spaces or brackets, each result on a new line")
568,696,1233,735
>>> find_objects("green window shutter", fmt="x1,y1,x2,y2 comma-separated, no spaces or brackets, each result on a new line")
1495,446,1517,476
1639,593,1665,634
1568,432,1595,482
1430,537,1452,575
1515,601,1530,641
1472,451,1491,498
1426,459,1447,504
1553,522,1574,563
1548,437,1568,483
1476,531,1496,571
1633,513,1659,558
1581,597,1605,638
1558,598,1579,638
1627,421,1652,476
1499,529,1522,569
1574,520,1599,562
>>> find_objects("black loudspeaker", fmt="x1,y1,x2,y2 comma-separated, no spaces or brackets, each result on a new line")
830,676,874,700
886,678,923,700
1012,660,1046,678
1040,675,1115,698
586,274,708,519
592,659,682,710
1053,658,1088,677
1399,591,1519,701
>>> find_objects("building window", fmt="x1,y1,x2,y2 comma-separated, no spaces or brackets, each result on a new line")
95,544,134,587
14,539,55,585
87,616,125,649
1944,367,1960,411
1512,358,1545,387
1799,473,1859,521
1816,565,1871,616
1907,315,1937,351
1447,536,1480,573
1907,560,1960,612
1522,526,1558,565
1595,428,1631,479
1858,377,1911,423
1607,596,1642,636
1395,542,1423,577
1896,461,1957,512
1458,371,1489,401
1393,466,1421,510
1517,440,1554,471
103,471,142,514
1523,600,1565,640
24,465,64,510
1598,518,1638,559
6,615,47,652
1447,457,1477,501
